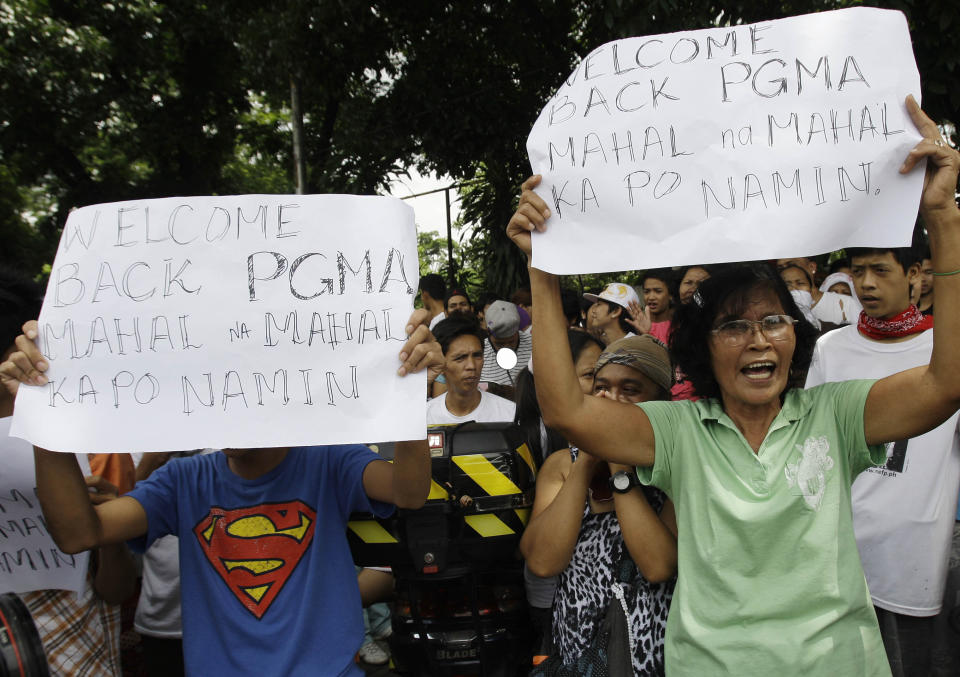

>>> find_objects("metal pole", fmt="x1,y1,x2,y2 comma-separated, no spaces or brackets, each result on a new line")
445,187,454,285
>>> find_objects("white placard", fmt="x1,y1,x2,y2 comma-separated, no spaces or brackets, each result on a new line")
527,8,923,274
0,419,90,594
11,195,423,453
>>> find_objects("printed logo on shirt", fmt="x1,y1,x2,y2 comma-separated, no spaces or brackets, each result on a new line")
193,501,316,619
865,438,909,477
784,435,835,511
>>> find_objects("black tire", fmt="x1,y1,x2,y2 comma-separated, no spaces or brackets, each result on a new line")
0,594,49,677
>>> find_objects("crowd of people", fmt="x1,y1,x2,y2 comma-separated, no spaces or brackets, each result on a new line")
0,97,958,677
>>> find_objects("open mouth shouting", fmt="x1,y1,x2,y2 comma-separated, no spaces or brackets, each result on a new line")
741,360,777,382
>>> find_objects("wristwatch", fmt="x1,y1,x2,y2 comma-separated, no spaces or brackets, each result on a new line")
608,469,641,494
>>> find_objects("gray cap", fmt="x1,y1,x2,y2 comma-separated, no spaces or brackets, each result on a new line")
594,335,673,393
485,300,520,338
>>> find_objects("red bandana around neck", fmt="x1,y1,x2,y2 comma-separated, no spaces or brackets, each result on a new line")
858,304,934,340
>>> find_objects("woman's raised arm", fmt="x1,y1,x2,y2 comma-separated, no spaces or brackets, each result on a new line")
864,96,960,444
506,176,657,466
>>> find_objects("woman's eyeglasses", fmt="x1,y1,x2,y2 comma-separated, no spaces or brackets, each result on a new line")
711,314,797,346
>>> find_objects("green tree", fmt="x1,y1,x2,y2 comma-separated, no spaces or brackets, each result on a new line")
227,1,412,195
417,229,461,277
0,0,253,274
384,1,584,295
394,0,960,295
3,0,956,286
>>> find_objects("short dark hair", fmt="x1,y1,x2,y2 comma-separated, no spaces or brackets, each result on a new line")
419,273,445,300
568,327,605,365
602,300,633,334
669,264,818,400
432,313,485,355
828,257,851,274
444,288,472,311
514,328,604,464
0,266,43,353
560,287,582,326
778,263,814,289
846,247,920,274
510,288,531,307
640,268,674,289
475,291,498,314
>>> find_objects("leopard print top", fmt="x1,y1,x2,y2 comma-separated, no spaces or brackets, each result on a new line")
552,449,674,676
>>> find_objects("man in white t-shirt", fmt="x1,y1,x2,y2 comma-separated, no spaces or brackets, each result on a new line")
805,246,960,677
427,314,515,424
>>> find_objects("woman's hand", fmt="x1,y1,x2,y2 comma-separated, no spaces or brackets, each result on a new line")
427,363,444,383
900,95,960,220
0,320,46,396
397,309,443,377
85,476,120,505
506,175,551,260
573,447,602,472
625,300,652,335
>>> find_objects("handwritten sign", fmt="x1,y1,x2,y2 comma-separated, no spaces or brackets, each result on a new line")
527,8,923,274
11,195,423,453
0,421,89,594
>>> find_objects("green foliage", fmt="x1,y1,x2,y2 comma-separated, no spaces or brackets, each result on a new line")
407,0,959,293
385,2,584,295
0,0,251,273
226,0,411,194
868,0,960,143
220,98,294,194
1,0,957,286
417,229,461,278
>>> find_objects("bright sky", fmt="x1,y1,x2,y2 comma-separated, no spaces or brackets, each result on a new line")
387,168,461,236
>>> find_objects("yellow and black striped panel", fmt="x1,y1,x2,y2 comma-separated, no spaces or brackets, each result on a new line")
347,519,399,544
385,458,451,502
426,478,450,501
462,507,531,538
448,452,530,500
515,443,537,479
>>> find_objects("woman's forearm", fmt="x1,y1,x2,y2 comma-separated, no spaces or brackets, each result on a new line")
529,267,587,433
520,457,592,577
391,439,431,509
612,481,678,583
34,447,103,554
924,206,960,402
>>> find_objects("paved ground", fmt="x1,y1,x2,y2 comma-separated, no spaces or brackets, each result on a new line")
358,638,401,676
929,521,960,676
360,661,400,676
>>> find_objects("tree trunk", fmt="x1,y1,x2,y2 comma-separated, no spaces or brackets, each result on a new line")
290,76,306,194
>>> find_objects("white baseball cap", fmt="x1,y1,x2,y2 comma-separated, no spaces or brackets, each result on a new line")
583,282,640,310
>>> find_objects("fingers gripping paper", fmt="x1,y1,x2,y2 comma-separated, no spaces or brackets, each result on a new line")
527,8,923,274
11,195,422,453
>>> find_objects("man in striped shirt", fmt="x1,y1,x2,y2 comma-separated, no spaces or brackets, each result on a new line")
479,301,532,393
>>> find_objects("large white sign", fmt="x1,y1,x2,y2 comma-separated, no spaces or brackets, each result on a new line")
527,8,923,274
11,195,423,453
0,421,89,594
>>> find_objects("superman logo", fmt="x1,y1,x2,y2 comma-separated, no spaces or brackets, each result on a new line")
193,501,316,620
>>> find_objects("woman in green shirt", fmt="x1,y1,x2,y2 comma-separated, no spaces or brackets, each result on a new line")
506,97,960,676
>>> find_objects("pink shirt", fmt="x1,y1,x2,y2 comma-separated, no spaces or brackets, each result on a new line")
649,320,671,345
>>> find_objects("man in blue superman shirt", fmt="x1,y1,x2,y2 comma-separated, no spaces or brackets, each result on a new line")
4,310,441,676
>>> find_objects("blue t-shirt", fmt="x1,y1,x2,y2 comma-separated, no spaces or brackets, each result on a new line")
127,446,392,676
